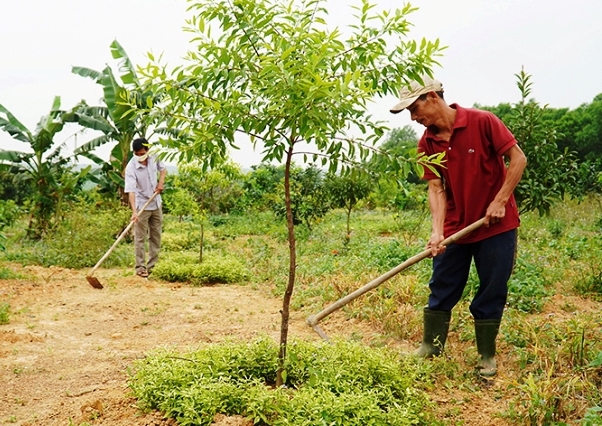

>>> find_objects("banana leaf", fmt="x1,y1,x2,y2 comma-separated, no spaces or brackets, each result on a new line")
110,39,139,86
71,66,103,83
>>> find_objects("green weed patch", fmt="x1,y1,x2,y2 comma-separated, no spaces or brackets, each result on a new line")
0,302,9,325
129,337,437,426
5,204,131,269
0,265,22,280
152,251,249,285
507,257,552,313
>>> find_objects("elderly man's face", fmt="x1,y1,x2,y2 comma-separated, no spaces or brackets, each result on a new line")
407,93,437,127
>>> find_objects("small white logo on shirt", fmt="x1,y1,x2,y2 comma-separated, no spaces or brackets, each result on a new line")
468,149,475,153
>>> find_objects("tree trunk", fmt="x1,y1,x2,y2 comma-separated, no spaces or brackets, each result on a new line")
346,203,352,243
276,146,296,387
199,221,204,263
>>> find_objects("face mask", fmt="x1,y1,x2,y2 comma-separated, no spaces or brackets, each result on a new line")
136,153,149,162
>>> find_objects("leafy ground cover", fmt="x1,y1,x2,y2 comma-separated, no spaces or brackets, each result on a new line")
1,196,602,425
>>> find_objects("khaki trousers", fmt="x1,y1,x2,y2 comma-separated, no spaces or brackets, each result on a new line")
134,208,163,273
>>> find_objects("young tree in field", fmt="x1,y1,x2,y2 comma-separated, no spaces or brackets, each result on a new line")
273,164,331,230
241,163,286,212
504,70,580,216
167,159,244,261
476,71,590,214
177,160,244,215
324,169,373,243
0,97,91,238
137,0,444,385
164,186,197,222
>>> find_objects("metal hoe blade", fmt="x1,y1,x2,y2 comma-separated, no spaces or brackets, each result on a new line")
86,276,104,289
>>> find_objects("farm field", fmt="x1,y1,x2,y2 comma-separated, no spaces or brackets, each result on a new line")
1,198,602,425
1,1,601,424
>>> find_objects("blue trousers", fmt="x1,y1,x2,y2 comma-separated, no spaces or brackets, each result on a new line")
427,229,517,320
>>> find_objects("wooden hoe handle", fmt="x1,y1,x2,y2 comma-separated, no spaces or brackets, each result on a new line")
87,192,159,278
306,217,486,339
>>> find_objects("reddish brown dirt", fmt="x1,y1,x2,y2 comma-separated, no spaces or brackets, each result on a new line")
3,264,585,425
0,264,373,426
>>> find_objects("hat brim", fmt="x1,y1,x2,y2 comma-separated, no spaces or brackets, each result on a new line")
389,95,420,114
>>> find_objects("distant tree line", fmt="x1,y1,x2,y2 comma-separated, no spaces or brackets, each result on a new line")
478,94,602,163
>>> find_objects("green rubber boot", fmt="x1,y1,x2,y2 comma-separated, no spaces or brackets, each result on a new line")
475,319,501,377
415,308,451,358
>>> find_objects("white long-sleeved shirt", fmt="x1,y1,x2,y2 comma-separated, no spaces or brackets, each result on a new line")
124,155,166,211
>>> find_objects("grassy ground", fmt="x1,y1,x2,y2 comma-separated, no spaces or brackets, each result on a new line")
173,197,602,425
2,196,602,424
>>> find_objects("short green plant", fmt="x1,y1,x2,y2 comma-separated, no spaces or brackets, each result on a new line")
595,215,602,233
363,238,419,270
507,373,569,425
575,268,602,298
547,219,565,238
502,312,602,424
588,351,602,368
0,302,10,325
152,252,249,285
507,257,552,313
161,228,201,252
0,266,23,280
581,406,602,426
0,199,20,233
129,337,437,426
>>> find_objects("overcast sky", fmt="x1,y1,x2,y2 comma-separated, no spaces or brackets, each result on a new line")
1,0,601,168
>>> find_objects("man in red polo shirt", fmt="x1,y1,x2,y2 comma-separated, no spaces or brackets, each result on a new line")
390,75,527,377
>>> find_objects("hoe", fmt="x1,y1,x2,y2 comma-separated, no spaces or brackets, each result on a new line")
306,217,485,340
86,192,158,289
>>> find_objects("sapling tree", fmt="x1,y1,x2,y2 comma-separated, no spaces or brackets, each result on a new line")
273,164,330,230
164,187,197,222
241,163,285,211
506,70,580,216
137,0,444,385
324,169,373,243
171,159,243,261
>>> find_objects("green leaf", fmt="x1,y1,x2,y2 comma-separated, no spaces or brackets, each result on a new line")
110,39,139,86
71,66,103,83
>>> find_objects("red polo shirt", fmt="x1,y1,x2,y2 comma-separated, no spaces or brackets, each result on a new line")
418,104,520,243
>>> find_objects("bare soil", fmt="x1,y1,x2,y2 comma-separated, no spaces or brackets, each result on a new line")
2,263,593,425
0,264,375,426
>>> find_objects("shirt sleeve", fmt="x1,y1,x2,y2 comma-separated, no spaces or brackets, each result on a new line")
156,156,167,172
484,112,517,156
124,162,137,193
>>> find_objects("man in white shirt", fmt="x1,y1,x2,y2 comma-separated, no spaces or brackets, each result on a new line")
124,138,167,278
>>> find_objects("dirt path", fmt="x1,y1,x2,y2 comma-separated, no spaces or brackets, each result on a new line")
1,265,364,426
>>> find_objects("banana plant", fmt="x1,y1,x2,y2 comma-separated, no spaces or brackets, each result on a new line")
67,39,181,204
0,97,91,238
